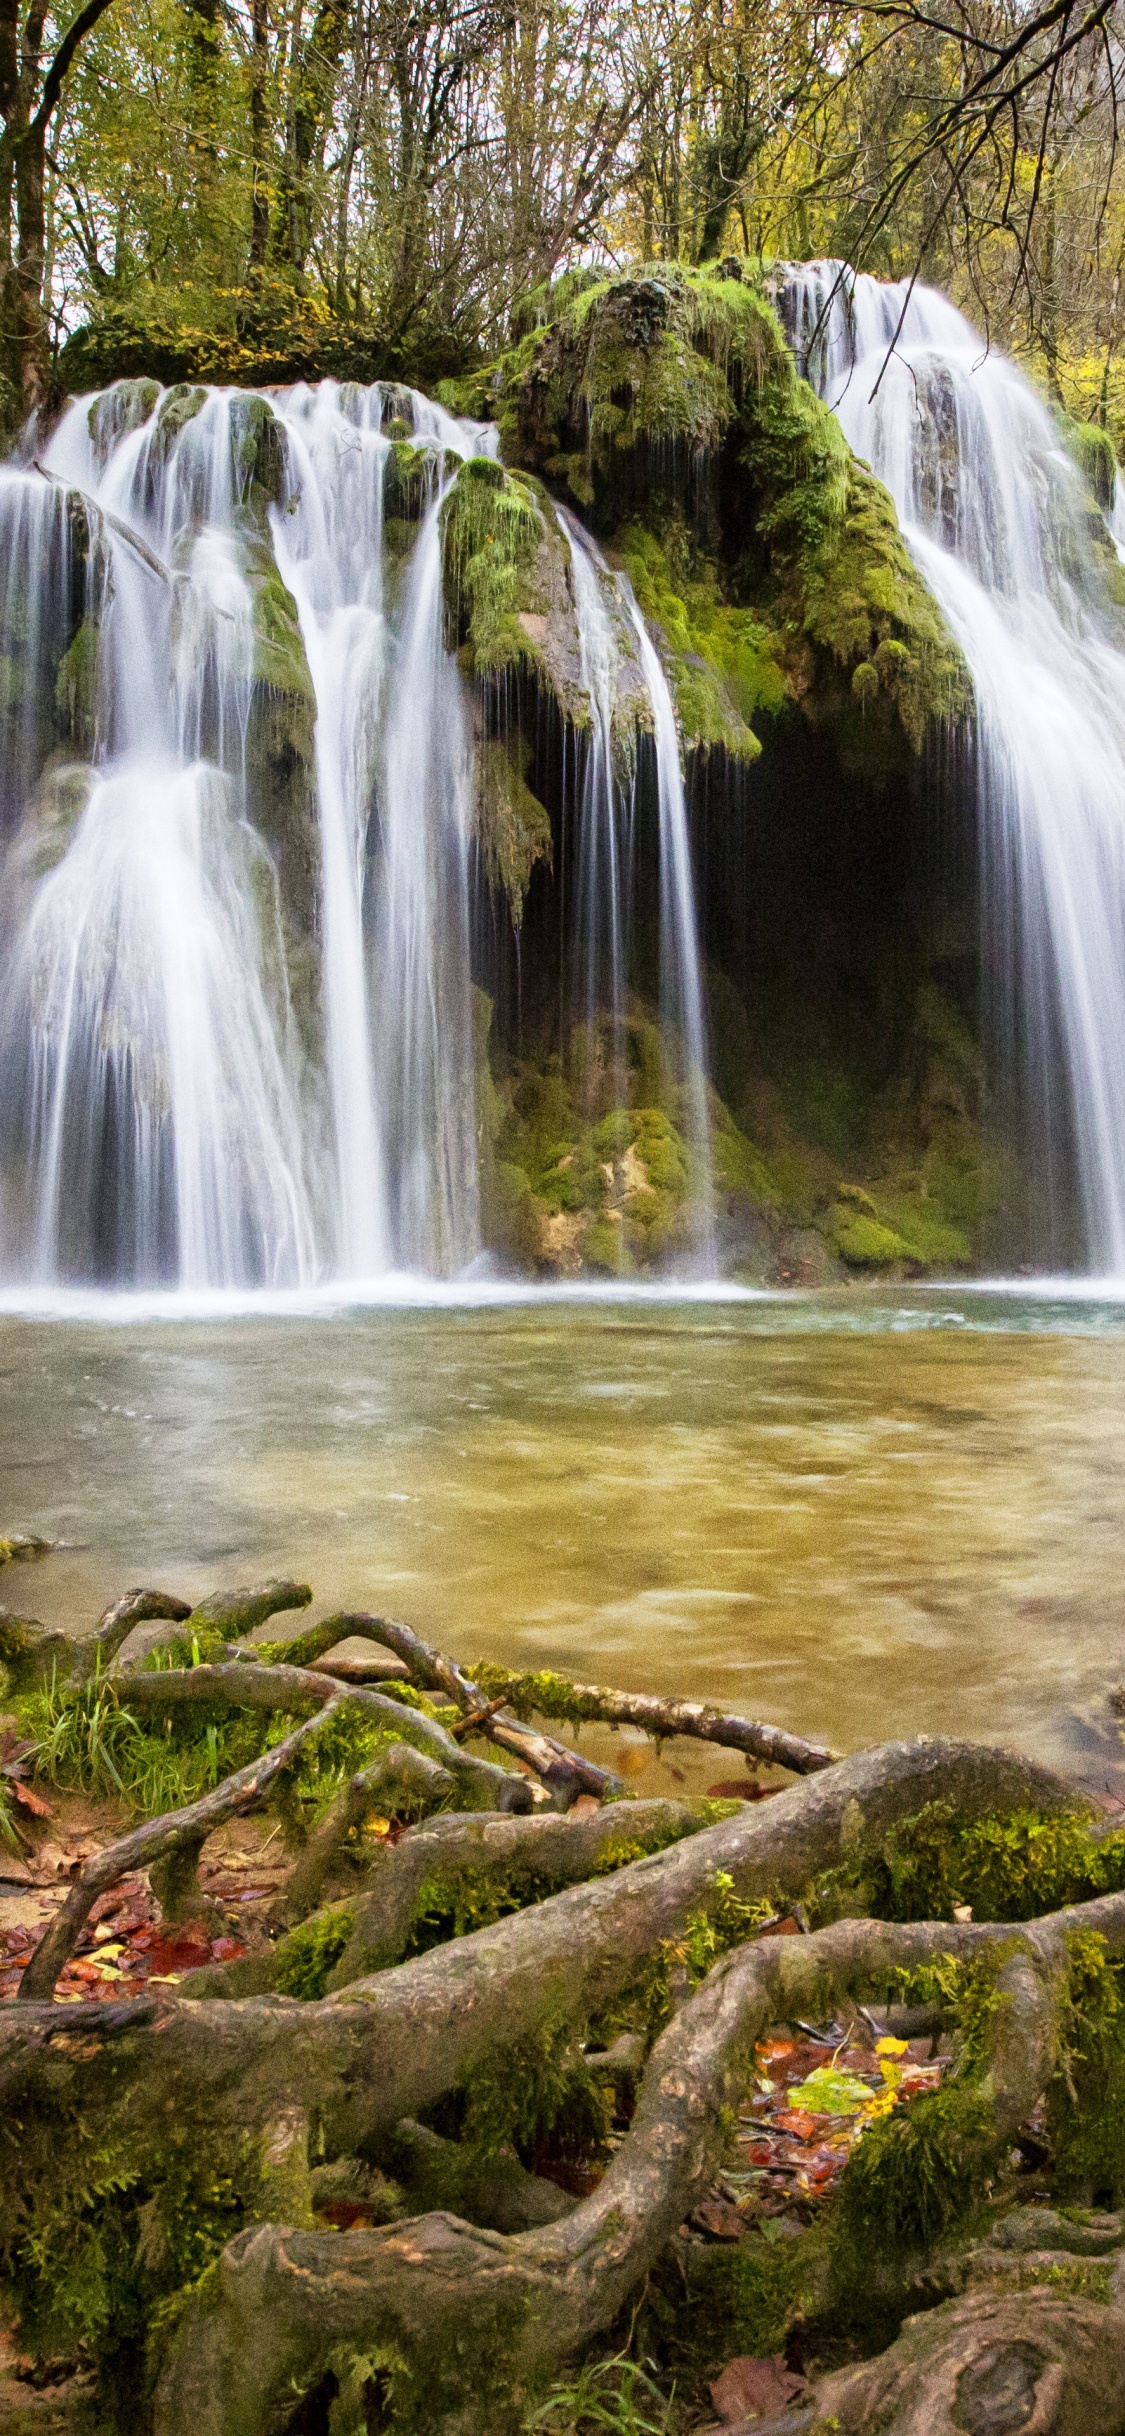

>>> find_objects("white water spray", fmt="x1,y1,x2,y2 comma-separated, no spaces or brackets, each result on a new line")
787,264,1125,1270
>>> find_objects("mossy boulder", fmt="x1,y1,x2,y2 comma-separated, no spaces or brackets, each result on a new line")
487,257,971,774
440,456,546,678
383,437,439,521
87,378,160,465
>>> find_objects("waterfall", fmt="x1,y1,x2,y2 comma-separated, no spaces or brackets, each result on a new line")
785,263,1125,1272
0,374,715,1289
621,583,715,1263
560,516,714,1263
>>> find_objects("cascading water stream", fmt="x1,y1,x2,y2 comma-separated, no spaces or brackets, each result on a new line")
785,263,1125,1271
0,395,318,1287
561,514,715,1264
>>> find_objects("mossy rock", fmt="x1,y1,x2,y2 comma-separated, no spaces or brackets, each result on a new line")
1058,410,1118,512
831,1205,923,1270
87,378,160,465
489,256,971,772
228,392,286,513
149,382,208,460
440,456,545,677
55,617,100,755
383,437,439,521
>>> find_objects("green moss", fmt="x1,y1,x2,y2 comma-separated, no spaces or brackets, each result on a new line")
798,461,971,750
271,1901,356,1998
639,2221,829,2390
711,1116,779,1206
1046,1931,1125,2202
244,538,315,702
1058,411,1118,511
525,262,780,467
87,378,160,464
474,733,553,923
55,616,101,753
831,1206,922,1269
150,381,207,458
492,256,969,769
383,436,438,520
459,2018,612,2176
813,1801,1125,1927
441,456,544,677
832,2084,999,2275
617,520,786,757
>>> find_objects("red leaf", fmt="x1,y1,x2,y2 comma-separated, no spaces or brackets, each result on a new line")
209,1937,246,1962
146,1937,212,1975
709,2356,808,2423
10,1780,51,1817
691,2197,746,2241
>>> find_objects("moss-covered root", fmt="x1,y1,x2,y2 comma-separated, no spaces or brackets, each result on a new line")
0,1741,1077,2175
118,1657,533,1813
810,2286,1125,2434
281,1745,454,1924
150,1905,1095,2436
324,1797,700,1981
1,1575,184,1694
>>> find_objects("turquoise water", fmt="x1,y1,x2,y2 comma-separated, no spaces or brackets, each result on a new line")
2,1282,1125,1793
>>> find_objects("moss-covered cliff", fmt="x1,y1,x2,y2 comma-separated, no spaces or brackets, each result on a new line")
437,261,987,1283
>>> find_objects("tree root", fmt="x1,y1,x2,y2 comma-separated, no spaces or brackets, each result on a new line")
808,2286,1125,2434
280,1745,454,1923
0,1578,310,1692
1,1739,1076,2144
118,1659,532,1811
187,1798,700,1992
149,1895,1121,2436
470,1664,838,1775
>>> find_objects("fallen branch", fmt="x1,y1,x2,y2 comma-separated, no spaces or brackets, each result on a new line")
470,1664,837,1775
355,1615,623,1804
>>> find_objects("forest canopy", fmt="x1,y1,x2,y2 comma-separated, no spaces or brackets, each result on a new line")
1,0,1124,436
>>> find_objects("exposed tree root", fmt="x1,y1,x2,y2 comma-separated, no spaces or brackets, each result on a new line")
280,1745,454,1923
192,1798,700,1990
118,1659,532,1810
150,1895,1125,2436
1,1738,1075,2144
809,2286,1125,2434
0,1577,311,1691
